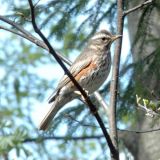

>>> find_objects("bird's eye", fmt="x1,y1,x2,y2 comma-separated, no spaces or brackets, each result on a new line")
102,37,107,41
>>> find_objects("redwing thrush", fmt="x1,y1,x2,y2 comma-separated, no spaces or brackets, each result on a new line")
39,30,121,130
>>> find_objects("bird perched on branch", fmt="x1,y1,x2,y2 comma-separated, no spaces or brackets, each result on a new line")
39,30,121,130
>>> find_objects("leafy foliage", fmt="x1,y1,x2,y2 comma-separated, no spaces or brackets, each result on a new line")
0,121,28,156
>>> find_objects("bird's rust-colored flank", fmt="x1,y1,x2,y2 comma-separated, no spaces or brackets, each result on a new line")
75,61,97,81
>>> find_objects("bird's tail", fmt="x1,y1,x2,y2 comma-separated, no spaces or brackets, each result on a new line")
39,95,73,131
39,99,60,130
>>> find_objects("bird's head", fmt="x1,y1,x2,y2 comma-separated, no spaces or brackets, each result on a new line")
89,30,122,50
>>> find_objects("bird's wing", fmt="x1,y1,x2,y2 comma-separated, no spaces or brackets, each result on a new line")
57,47,95,87
48,48,95,103
57,57,92,89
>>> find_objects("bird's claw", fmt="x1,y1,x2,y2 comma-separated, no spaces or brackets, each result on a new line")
74,89,89,101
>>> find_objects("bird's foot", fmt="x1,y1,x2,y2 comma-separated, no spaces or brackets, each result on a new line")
74,89,89,101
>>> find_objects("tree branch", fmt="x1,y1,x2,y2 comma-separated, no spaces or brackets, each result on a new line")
0,25,28,39
65,114,160,133
23,126,160,143
27,0,116,156
23,135,104,143
123,0,154,17
94,91,109,115
109,0,124,160
0,15,32,37
0,16,71,65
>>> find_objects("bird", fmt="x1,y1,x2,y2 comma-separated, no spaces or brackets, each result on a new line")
39,30,121,130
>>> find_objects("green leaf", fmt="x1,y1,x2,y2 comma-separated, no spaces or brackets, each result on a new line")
28,53,44,61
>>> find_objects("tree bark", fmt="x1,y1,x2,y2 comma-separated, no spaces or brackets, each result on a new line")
125,0,160,159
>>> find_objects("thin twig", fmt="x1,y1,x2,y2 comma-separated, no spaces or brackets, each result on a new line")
136,95,160,117
23,135,104,143
65,114,160,133
23,127,160,143
0,18,70,65
94,91,109,115
0,25,29,39
137,103,160,117
0,15,31,37
28,0,116,156
34,0,41,7
123,0,154,17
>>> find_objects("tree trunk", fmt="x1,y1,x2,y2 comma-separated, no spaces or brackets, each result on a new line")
125,0,160,159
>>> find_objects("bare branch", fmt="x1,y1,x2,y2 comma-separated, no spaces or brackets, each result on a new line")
34,0,41,7
94,91,109,115
23,127,160,143
65,114,160,134
0,25,28,39
0,16,71,64
28,0,116,156
0,15,31,37
23,135,104,143
123,0,154,17
109,0,124,159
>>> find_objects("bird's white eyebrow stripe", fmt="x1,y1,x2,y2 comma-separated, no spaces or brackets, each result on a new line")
91,34,110,40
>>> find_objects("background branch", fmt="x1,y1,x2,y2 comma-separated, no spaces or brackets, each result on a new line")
123,0,154,17
23,126,160,143
65,114,160,133
23,135,104,143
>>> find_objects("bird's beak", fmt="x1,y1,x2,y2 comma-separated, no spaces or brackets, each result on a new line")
111,35,122,41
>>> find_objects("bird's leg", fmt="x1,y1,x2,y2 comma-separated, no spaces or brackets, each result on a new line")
74,89,89,101
74,90,98,115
